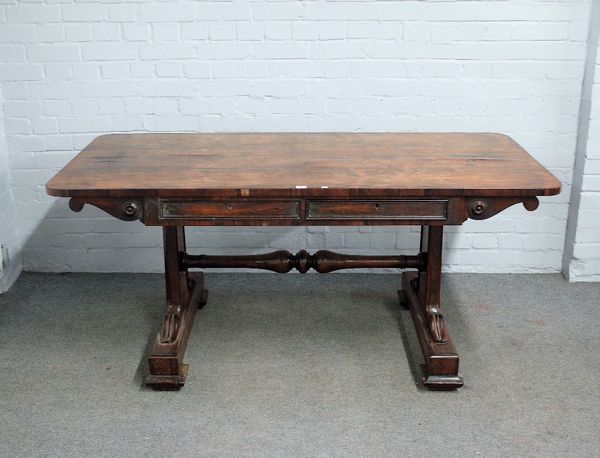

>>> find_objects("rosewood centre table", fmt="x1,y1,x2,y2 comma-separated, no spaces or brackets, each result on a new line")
46,133,561,391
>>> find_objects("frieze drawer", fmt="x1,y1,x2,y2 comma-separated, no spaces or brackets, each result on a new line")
159,200,301,220
306,200,448,220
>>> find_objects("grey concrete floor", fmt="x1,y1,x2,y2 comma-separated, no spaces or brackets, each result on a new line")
0,272,599,457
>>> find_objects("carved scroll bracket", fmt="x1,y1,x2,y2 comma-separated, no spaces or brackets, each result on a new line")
408,270,448,344
425,307,448,343
69,197,143,222
467,197,539,220
160,303,182,344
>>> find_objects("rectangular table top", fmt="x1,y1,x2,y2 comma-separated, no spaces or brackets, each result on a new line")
46,132,561,198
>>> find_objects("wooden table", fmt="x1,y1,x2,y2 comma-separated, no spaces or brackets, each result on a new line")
46,133,560,391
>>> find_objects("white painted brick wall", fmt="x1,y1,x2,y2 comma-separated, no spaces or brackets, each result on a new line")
0,84,23,292
0,0,593,274
566,1,600,282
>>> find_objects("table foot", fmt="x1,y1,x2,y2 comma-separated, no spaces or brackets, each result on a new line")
198,289,208,309
188,276,208,309
146,364,188,391
401,271,463,391
397,289,410,310
422,375,464,391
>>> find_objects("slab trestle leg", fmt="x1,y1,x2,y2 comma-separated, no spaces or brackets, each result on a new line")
399,225,463,390
145,225,461,391
145,226,208,390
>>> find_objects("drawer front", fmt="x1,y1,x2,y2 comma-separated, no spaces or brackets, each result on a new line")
160,200,301,220
307,199,448,221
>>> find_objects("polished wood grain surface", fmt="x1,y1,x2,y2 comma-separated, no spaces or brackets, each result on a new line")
46,132,561,198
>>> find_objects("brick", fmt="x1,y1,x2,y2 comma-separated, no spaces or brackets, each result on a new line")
258,42,311,59
141,4,192,23
212,61,242,78
0,64,43,81
80,81,137,97
209,22,235,41
98,99,125,115
92,24,121,41
144,114,198,131
183,61,210,78
578,193,600,210
155,62,183,77
32,118,58,135
573,243,600,260
324,61,352,78
509,22,571,41
179,99,207,116
107,5,138,23
100,63,130,79
4,25,37,44
252,3,304,20
82,43,137,61
62,5,105,22
182,22,209,40
125,98,153,115
242,61,269,78
122,23,149,42
306,2,364,20
294,61,323,78
4,101,42,118
319,21,345,41
152,99,179,115
582,174,600,191
38,24,64,43
139,80,194,97
59,117,112,133
0,44,26,63
42,100,70,116
44,135,73,152
292,21,318,41
573,227,600,244
431,23,486,42
153,24,180,42
310,42,362,59
265,22,292,41
369,234,395,250
569,260,600,281
65,24,93,42
6,5,61,23
403,22,431,42
267,61,296,78
195,42,251,59
348,21,400,40
140,43,195,60
26,44,79,62
3,118,32,135
44,63,72,81
196,3,251,21
6,135,46,153
72,63,100,79
130,62,154,77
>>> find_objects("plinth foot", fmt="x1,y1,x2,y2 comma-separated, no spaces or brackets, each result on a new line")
146,364,188,391
422,375,464,391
